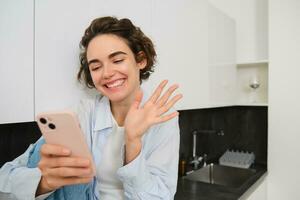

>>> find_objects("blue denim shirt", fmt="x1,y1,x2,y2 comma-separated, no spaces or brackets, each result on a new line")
0,92,180,200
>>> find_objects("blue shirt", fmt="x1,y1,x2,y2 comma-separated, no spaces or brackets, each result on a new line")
0,92,180,200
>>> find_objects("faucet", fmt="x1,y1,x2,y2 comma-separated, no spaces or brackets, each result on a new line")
189,130,208,170
189,129,224,170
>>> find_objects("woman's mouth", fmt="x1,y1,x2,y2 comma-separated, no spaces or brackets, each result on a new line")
105,79,125,88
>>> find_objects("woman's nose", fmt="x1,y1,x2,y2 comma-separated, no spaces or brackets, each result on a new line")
102,64,114,79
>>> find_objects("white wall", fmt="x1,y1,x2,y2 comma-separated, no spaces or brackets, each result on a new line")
208,0,268,62
268,0,300,199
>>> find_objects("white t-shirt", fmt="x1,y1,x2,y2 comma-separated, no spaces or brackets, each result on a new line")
97,115,125,199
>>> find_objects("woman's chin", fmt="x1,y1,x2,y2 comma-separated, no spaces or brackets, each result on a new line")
101,89,128,103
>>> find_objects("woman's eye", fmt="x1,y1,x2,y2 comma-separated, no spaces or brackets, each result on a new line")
90,66,101,71
114,59,124,64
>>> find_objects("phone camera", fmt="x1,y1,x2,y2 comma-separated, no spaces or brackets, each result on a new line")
40,118,47,124
48,123,56,130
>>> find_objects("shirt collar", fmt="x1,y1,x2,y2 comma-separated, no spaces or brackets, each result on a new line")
93,95,113,131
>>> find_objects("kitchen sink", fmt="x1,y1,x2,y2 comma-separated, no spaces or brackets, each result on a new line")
184,163,256,188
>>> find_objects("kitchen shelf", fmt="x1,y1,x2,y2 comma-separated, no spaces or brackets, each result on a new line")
235,103,268,106
236,61,268,105
237,60,268,67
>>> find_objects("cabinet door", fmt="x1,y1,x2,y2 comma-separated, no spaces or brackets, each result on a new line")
208,2,236,106
147,0,210,110
0,0,34,123
244,178,267,200
35,0,152,113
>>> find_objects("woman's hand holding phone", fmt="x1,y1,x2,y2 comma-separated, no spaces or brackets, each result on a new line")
35,110,96,196
36,143,94,196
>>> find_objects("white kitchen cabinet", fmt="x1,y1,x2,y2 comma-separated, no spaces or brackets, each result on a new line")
240,176,267,200
207,2,236,107
34,0,152,113
145,0,236,110
147,0,209,110
208,0,268,63
0,0,34,124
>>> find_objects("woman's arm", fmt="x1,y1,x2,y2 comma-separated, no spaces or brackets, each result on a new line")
119,80,182,199
124,80,181,164
0,142,43,200
118,117,180,199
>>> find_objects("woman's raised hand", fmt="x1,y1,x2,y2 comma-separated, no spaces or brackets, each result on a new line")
36,144,94,196
124,80,182,142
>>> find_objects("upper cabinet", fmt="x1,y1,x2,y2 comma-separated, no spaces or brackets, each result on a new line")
207,2,236,107
146,0,210,110
209,0,268,63
0,0,34,124
143,0,236,110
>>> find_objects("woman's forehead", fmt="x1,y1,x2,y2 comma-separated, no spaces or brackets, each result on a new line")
87,34,132,59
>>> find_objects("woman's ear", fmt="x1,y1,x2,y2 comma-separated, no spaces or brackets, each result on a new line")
136,51,147,70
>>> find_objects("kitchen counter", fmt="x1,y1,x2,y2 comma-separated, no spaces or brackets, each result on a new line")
174,164,267,200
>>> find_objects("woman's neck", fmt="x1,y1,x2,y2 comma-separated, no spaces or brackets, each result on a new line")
110,87,140,126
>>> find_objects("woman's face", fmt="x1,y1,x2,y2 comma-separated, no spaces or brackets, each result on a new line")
86,34,146,104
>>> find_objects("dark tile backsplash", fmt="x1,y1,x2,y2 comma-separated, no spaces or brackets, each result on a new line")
178,106,268,166
0,122,41,167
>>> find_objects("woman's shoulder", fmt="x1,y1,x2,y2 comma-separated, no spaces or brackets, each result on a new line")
76,94,104,113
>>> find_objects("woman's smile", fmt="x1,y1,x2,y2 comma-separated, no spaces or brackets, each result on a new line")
104,78,126,89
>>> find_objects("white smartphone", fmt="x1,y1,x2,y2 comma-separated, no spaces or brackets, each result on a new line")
36,110,95,175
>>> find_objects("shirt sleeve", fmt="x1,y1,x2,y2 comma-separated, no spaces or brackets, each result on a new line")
0,143,43,200
117,116,180,200
35,191,54,200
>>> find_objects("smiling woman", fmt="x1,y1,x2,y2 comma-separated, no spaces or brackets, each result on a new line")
78,16,156,89
0,16,182,200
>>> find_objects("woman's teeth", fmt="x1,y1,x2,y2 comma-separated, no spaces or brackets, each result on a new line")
106,79,125,88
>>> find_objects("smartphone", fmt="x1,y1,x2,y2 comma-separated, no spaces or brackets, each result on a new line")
36,110,95,175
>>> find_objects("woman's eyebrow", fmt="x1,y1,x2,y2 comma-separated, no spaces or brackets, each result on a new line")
88,51,127,66
109,51,127,59
88,59,101,66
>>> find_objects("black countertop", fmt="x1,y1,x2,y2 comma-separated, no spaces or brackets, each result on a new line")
174,164,267,200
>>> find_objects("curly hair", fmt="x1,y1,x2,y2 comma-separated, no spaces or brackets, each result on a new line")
77,16,157,88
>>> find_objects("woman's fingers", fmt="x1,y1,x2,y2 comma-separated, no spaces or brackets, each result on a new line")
39,156,91,168
156,84,179,107
40,143,71,157
156,111,179,124
149,80,168,103
38,143,95,193
44,166,93,178
157,94,182,116
43,176,93,190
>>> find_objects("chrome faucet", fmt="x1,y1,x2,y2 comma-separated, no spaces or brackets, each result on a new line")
189,130,207,169
189,129,224,170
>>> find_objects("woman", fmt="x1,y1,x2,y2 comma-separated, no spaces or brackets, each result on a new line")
0,16,182,200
